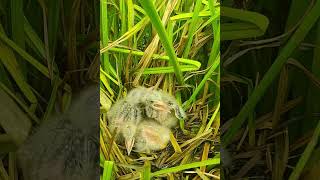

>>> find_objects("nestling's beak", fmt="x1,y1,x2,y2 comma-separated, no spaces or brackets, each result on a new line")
125,137,135,155
152,101,170,113
174,106,187,119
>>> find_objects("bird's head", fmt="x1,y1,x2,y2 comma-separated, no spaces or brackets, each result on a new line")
122,123,137,155
144,91,171,113
158,91,187,120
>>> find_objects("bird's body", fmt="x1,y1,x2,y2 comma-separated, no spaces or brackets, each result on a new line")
107,99,142,154
134,119,171,153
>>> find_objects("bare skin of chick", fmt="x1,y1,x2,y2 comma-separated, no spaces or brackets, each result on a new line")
134,119,171,153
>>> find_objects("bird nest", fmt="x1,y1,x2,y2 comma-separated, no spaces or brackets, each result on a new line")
100,86,220,179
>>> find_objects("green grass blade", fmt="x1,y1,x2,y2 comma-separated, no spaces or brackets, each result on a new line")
151,158,220,177
182,0,202,58
47,0,61,56
24,16,46,59
108,47,201,71
221,7,269,40
102,161,114,180
183,54,220,109
289,118,320,180
208,0,220,66
142,160,151,180
10,0,27,79
0,31,50,78
139,0,184,85
0,43,38,108
222,0,320,146
0,160,9,180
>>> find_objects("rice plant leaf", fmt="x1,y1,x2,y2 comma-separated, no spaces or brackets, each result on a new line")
10,0,26,75
208,0,220,66
102,161,114,180
139,0,184,85
142,160,151,180
100,0,117,79
221,7,269,40
182,0,203,58
24,16,45,59
151,158,220,177
170,132,182,153
0,32,50,78
47,0,61,57
289,118,320,180
205,102,220,132
0,42,38,107
222,0,320,146
0,160,9,180
0,82,40,123
108,47,201,74
41,76,59,123
101,17,149,52
183,55,220,109
195,168,210,180
0,88,31,146
170,11,212,20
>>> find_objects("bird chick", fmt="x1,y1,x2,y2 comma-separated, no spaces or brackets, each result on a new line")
126,87,176,126
107,98,142,155
107,87,186,154
145,90,187,128
134,119,171,153
126,86,168,114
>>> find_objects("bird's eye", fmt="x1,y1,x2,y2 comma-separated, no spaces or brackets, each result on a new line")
168,102,173,106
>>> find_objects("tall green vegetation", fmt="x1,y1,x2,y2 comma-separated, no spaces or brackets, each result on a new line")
220,0,320,179
0,0,99,179
100,0,220,179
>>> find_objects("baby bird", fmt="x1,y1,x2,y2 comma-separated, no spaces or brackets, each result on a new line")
126,86,168,115
107,87,186,154
107,98,142,155
145,89,187,128
134,119,171,153
126,86,186,128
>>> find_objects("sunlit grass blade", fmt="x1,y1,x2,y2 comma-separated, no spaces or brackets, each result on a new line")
151,158,220,177
142,160,151,180
139,0,184,85
183,55,220,109
182,0,203,58
100,0,117,80
102,161,114,180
